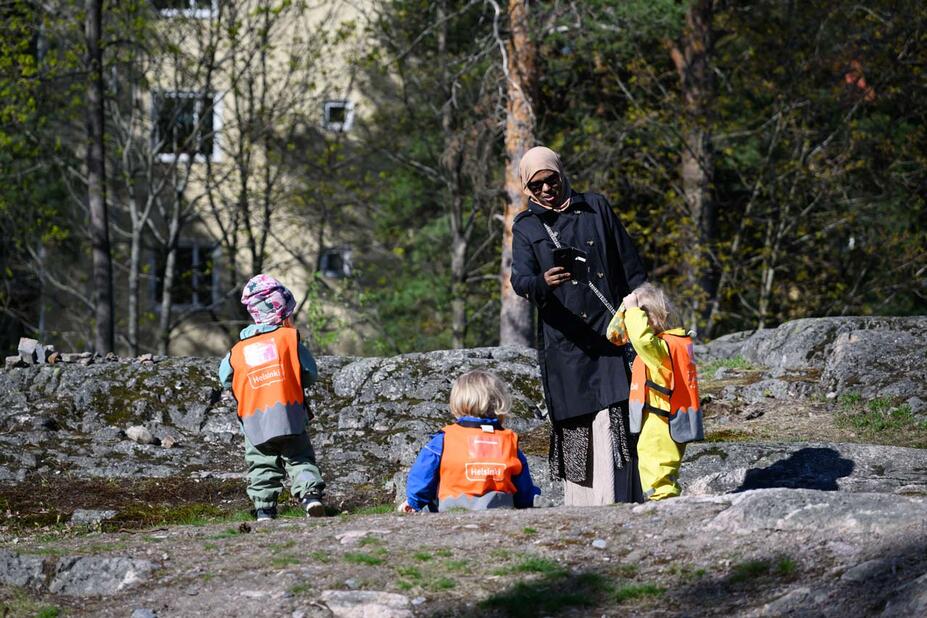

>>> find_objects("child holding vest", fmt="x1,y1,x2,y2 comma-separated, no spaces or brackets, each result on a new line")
611,283,704,500
400,370,540,512
218,274,326,521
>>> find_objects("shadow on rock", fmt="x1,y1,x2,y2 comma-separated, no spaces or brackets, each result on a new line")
735,447,854,492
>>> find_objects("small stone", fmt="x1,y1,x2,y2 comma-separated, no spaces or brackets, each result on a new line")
161,436,177,449
17,338,39,364
5,356,26,369
592,539,608,550
906,397,926,414
241,590,267,599
238,522,252,534
70,509,118,525
46,352,61,364
292,611,306,618
78,355,94,366
321,590,413,618
105,352,117,361
713,367,732,380
411,597,426,606
826,391,838,400
138,353,154,363
126,425,156,445
131,610,158,618
344,578,360,590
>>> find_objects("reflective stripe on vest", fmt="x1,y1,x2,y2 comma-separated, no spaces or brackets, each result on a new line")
229,327,306,445
629,333,704,442
437,423,521,505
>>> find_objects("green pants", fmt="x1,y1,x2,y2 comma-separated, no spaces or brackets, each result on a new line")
243,431,325,510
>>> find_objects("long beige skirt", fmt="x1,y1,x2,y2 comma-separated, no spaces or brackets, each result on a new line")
563,408,619,506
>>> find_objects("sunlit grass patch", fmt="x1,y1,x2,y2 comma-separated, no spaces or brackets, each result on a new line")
344,551,384,566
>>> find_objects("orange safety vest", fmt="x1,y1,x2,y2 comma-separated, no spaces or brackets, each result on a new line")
629,333,704,443
229,327,306,445
438,422,522,503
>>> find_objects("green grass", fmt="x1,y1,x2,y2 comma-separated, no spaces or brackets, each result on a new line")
702,356,755,377
344,551,384,566
413,551,433,562
290,582,312,596
270,554,301,568
351,503,394,515
309,550,331,563
396,566,422,580
613,583,665,602
512,556,563,574
358,535,383,547
444,559,470,572
0,587,60,618
435,548,453,558
206,527,241,540
522,527,537,535
728,557,798,584
480,572,610,617
836,395,927,446
428,577,457,591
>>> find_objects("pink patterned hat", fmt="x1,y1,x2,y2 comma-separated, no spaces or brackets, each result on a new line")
241,274,296,325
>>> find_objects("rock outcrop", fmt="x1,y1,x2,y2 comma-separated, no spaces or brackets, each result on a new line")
0,316,925,517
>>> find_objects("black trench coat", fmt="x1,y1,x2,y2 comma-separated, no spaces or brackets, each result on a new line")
511,191,647,423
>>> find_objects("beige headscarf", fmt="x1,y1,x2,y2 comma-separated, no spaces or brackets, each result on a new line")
518,146,572,210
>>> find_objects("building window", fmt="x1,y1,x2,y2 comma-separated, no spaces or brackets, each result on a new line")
318,247,352,278
153,242,219,308
152,91,221,162
322,100,354,132
153,0,219,19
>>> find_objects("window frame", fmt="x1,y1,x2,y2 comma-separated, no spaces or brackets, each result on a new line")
151,242,221,310
155,0,219,19
152,90,223,163
318,246,353,279
322,99,355,132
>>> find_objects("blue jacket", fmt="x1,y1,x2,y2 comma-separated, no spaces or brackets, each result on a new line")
218,323,318,389
405,416,540,511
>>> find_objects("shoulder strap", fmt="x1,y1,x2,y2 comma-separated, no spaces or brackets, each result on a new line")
541,221,617,316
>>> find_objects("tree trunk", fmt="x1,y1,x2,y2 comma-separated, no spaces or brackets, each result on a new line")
128,224,141,356
498,0,535,347
670,0,716,330
157,194,182,355
85,0,113,353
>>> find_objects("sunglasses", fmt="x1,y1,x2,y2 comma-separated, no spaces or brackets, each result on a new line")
527,175,561,193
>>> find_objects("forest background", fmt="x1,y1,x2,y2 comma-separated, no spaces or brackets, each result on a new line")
0,0,924,357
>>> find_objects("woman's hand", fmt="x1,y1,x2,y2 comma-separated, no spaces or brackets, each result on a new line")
622,291,639,308
544,266,571,288
398,501,415,513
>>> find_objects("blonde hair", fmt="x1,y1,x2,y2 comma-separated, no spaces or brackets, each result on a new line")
633,282,679,333
449,370,512,419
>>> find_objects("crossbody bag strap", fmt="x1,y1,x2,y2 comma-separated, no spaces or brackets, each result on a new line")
542,221,617,317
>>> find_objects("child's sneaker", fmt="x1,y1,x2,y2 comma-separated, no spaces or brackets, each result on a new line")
300,493,325,518
255,506,277,522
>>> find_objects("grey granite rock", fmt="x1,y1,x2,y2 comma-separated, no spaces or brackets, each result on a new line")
49,556,155,595
0,551,46,589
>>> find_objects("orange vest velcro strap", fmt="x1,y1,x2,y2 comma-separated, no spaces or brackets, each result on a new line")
437,422,521,506
229,327,306,446
645,380,672,397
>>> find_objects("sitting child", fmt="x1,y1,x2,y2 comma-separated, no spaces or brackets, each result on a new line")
613,282,704,501
400,370,540,512
218,274,326,521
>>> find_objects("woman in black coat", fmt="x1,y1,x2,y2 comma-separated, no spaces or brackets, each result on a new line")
511,146,647,505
